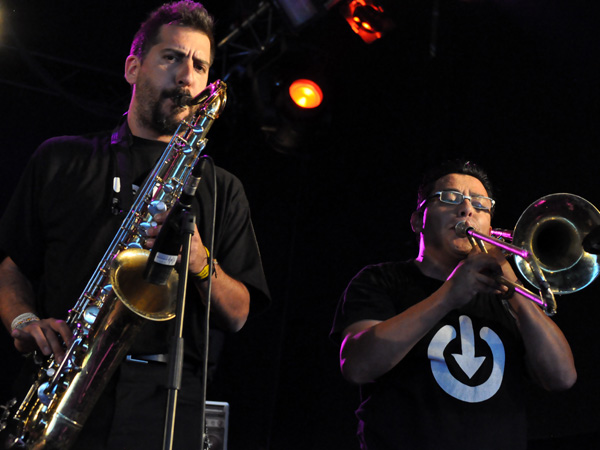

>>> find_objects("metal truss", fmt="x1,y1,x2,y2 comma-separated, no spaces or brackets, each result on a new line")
214,1,286,81
0,39,127,118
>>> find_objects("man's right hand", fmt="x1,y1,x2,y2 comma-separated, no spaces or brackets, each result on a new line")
444,250,507,308
11,317,73,362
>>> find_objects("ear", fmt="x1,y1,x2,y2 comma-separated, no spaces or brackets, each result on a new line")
410,210,423,234
124,55,141,85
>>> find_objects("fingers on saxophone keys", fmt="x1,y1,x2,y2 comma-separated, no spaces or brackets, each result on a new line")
148,200,167,216
140,221,158,238
141,201,167,246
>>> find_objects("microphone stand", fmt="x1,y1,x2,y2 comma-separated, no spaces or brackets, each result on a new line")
161,211,215,450
157,156,214,450
162,209,197,450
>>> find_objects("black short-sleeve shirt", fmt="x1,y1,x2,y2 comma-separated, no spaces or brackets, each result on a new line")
0,121,270,366
331,260,528,450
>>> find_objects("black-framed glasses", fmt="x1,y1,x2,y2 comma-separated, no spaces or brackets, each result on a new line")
419,190,495,212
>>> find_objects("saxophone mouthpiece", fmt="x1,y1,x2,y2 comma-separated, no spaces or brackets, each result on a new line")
188,84,215,106
175,85,212,108
175,94,193,108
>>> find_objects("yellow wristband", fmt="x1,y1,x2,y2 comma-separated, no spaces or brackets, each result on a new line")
192,247,212,281
194,264,211,281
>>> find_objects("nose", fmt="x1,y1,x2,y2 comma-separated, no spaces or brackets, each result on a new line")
457,197,475,217
176,59,194,87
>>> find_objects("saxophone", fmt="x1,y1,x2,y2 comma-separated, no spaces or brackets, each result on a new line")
0,80,227,450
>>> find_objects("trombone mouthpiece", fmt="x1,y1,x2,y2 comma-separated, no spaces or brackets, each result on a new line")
455,221,473,237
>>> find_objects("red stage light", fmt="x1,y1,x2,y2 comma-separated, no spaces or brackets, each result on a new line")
341,0,393,44
288,79,323,109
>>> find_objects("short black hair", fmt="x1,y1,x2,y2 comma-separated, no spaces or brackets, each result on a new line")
130,1,216,64
416,159,494,211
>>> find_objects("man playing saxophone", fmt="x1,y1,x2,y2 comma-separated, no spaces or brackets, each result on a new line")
0,1,269,449
331,160,576,450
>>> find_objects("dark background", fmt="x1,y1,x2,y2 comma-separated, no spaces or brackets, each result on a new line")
1,0,599,448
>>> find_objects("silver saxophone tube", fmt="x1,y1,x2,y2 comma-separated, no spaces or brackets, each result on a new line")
0,80,227,450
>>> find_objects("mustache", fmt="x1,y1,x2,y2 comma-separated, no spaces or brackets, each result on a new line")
161,88,193,108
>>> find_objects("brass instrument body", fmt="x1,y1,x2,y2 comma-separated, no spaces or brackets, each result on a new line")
460,193,600,316
511,193,600,295
1,81,227,449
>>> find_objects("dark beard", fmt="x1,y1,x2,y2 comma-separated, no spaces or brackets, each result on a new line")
137,80,195,136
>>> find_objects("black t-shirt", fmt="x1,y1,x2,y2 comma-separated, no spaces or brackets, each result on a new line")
0,121,270,368
331,260,528,450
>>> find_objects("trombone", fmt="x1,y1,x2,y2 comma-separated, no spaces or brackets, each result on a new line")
455,193,600,316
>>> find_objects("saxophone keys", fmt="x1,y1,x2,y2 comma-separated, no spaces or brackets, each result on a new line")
37,382,53,406
83,306,100,325
148,200,167,216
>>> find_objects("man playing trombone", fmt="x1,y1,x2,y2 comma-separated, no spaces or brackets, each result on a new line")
331,160,576,450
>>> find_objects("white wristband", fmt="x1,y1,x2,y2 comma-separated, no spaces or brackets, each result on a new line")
11,312,40,332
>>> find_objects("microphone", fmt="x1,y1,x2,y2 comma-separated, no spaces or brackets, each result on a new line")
143,158,207,285
583,225,600,255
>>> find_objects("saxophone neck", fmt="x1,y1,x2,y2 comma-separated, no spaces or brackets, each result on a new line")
178,80,228,109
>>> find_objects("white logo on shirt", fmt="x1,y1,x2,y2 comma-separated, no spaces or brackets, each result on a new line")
427,315,505,403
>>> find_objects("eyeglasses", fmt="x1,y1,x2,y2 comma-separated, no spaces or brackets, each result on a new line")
419,190,495,212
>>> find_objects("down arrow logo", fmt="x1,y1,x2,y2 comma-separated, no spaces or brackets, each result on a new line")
427,315,505,403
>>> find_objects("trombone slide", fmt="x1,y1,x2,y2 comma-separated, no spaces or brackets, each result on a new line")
456,221,557,315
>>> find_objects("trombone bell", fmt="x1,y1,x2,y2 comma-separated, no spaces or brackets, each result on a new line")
512,193,600,295
459,193,600,315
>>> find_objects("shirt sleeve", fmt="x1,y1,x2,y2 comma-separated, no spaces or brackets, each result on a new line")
330,263,400,344
0,142,53,280
197,166,271,316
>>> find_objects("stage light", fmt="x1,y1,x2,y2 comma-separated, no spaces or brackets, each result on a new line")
262,76,329,155
289,79,323,109
253,74,330,155
340,0,394,44
247,48,331,156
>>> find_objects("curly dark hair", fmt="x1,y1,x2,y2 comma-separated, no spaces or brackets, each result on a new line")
415,159,495,212
130,1,215,64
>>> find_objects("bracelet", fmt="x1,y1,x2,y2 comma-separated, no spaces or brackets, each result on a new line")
11,312,40,332
192,247,217,282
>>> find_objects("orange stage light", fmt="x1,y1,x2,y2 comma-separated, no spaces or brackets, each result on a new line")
288,79,323,109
